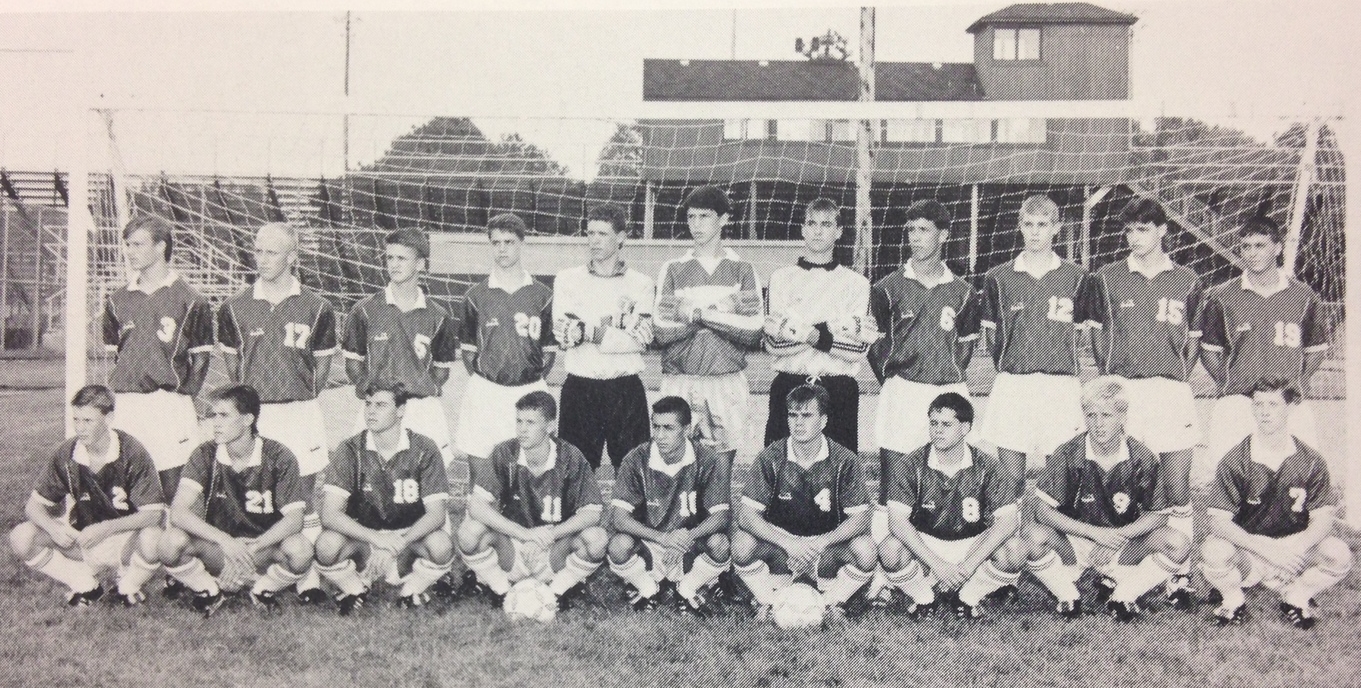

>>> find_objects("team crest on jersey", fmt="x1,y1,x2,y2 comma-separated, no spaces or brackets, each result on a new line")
778,492,793,500
486,318,499,329
1080,494,1096,503
362,482,373,492
899,310,915,320
1247,497,1262,505
1236,323,1252,332
121,323,135,333
78,492,91,501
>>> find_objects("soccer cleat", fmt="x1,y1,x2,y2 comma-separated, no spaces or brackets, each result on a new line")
987,584,1020,605
907,599,937,620
456,570,502,606
713,570,751,606
1211,604,1247,626
296,588,329,606
655,579,679,607
947,594,982,620
1106,599,1141,623
1165,575,1195,611
751,601,773,622
1204,588,1224,607
1093,576,1118,604
250,590,282,612
429,573,462,601
1279,602,1316,630
66,586,105,607
674,589,712,619
556,582,588,613
191,590,228,618
625,585,658,612
837,583,875,621
162,575,187,600
1056,599,1082,620
398,592,432,609
111,590,146,607
336,592,367,616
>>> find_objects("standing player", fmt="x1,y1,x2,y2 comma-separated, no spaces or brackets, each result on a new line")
1200,217,1328,466
1085,198,1203,605
456,213,556,461
102,215,214,499
1199,378,1351,629
764,197,872,453
158,385,313,615
877,393,1025,619
975,195,1092,491
1023,377,1192,621
553,202,654,472
343,228,459,464
608,396,731,615
313,381,453,613
456,392,607,609
654,185,764,464
10,385,164,606
732,384,878,619
218,222,337,603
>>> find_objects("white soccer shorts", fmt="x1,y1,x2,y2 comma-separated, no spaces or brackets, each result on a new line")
507,538,555,584
659,372,750,455
975,372,1084,457
641,539,688,582
112,390,201,471
259,399,330,477
876,378,971,455
454,375,548,459
1206,394,1319,471
80,530,137,573
920,532,981,566
1237,531,1325,590
354,394,456,465
1116,376,1201,455
1065,533,1125,577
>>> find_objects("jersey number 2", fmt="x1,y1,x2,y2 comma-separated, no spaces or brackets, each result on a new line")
110,487,129,511
245,490,275,514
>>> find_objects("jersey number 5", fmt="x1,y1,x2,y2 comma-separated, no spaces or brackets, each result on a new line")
515,313,543,340
1046,297,1073,323
245,490,275,514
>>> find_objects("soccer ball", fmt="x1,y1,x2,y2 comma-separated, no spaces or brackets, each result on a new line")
771,583,826,629
503,579,557,623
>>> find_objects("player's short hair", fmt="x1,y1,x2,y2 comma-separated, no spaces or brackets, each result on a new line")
1249,376,1302,405
1080,376,1129,414
362,379,414,407
211,384,262,434
1019,194,1061,223
1239,216,1284,244
683,185,731,216
1118,197,1168,228
487,212,529,240
928,392,974,425
785,383,830,417
804,197,840,221
70,384,115,415
384,227,431,260
905,199,951,231
256,222,299,252
123,215,174,261
586,202,629,235
515,390,558,421
651,396,693,427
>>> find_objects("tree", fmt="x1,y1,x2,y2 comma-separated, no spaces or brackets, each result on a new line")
595,123,642,179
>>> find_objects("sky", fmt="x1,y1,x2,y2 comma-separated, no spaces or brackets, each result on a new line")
0,0,1355,179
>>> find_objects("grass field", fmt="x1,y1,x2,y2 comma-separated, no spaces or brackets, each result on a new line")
1,360,1358,688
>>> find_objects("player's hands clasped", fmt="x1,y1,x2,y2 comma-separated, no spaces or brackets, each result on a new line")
217,536,256,589
73,522,110,551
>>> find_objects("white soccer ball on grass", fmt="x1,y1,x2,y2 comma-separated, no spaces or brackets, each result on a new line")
771,582,826,629
503,579,557,623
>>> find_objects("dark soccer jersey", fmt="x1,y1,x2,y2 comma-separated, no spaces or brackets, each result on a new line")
654,251,764,376
218,282,338,403
981,255,1092,376
1207,437,1335,537
743,438,870,538
1089,259,1204,381
882,444,1015,541
324,429,449,531
33,430,164,531
1036,433,1165,529
101,273,214,394
868,265,981,385
611,440,731,533
1199,275,1330,397
470,437,602,528
180,437,304,538
343,287,458,398
459,276,556,387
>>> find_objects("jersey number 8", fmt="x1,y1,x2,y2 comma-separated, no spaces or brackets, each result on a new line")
393,479,420,504
938,306,957,331
960,497,980,523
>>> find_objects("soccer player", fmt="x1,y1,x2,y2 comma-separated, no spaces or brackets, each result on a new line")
343,228,459,464
975,194,1092,490
158,385,313,615
456,391,607,609
101,214,214,499
1200,216,1328,466
654,185,764,464
764,197,872,453
553,202,654,471
608,396,731,615
10,385,164,606
1023,377,1192,622
456,213,556,461
314,380,453,613
1085,197,1203,605
732,384,878,620
877,393,1025,619
218,222,337,602
1199,378,1351,629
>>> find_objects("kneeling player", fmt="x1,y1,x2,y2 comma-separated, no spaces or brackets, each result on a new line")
733,384,877,620
456,391,608,609
1199,378,1351,629
10,385,164,606
877,393,1024,619
608,396,731,615
314,381,453,613
1024,377,1192,621
158,385,313,615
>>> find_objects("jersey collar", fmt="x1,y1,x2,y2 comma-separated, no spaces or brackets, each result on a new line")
518,439,558,475
648,440,696,478
488,270,533,294
72,429,121,468
1084,434,1131,473
587,259,629,278
1248,433,1295,472
252,276,302,304
1126,254,1174,279
902,260,956,289
926,443,973,478
216,436,264,469
384,284,428,312
1239,271,1290,298
797,257,839,272
128,269,181,294
1013,251,1061,279
365,428,411,459
786,436,830,470
684,247,741,274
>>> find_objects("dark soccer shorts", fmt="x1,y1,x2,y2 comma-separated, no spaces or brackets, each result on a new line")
558,374,650,470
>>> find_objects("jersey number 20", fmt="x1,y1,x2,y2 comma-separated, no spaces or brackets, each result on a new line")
515,313,542,340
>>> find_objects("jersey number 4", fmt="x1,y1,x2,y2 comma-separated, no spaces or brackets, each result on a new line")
245,490,275,514
814,488,832,513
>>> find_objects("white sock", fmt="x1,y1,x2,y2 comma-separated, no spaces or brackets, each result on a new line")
165,558,220,596
821,564,873,606
1281,562,1352,609
316,560,368,597
885,560,937,605
399,557,452,597
1200,561,1246,610
461,547,512,595
27,549,99,595
251,563,305,595
677,553,728,603
959,561,1020,607
610,554,659,599
549,552,601,596
295,513,323,592
1167,506,1194,576
116,552,160,596
735,560,779,607
1028,551,1080,603
1112,553,1178,603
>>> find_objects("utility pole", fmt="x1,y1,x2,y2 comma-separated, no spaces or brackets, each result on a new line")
853,7,876,276
343,11,352,172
